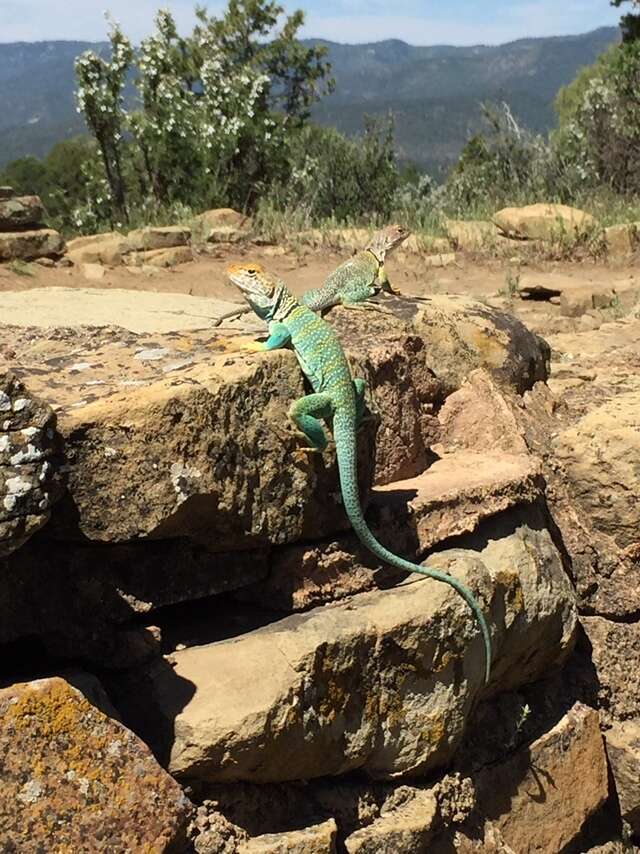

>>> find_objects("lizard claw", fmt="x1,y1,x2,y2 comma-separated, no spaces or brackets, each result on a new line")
292,446,322,464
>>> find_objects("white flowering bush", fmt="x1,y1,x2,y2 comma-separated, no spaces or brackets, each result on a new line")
73,2,333,227
74,19,133,224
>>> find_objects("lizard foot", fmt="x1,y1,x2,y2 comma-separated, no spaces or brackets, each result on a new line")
242,339,266,352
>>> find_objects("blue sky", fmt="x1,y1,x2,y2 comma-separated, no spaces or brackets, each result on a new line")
0,0,623,45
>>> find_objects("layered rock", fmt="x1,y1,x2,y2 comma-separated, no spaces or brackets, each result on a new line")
121,512,576,784
0,194,44,230
0,188,64,261
0,228,64,261
0,677,192,851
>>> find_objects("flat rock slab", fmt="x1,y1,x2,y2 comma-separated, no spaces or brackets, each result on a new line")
0,287,249,333
0,676,192,852
128,517,576,784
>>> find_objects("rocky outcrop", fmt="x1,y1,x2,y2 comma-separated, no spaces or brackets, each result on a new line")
0,228,64,261
0,188,64,261
125,513,575,784
493,204,596,241
127,225,191,251
0,269,637,849
0,676,193,851
0,370,61,556
0,194,44,230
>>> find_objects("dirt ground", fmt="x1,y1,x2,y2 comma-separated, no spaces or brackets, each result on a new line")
0,243,638,333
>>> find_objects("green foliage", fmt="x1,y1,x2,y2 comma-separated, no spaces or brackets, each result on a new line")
0,137,98,234
260,116,398,224
554,40,640,193
611,0,640,42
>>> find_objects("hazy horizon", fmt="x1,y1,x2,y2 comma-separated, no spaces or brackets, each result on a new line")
0,0,623,47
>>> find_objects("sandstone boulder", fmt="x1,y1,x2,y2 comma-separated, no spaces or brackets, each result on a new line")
128,245,193,267
408,294,550,394
0,370,61,557
604,224,637,258
0,186,14,200
0,195,45,230
0,228,64,261
0,676,192,852
67,234,130,266
474,704,608,854
194,208,252,244
127,225,190,251
554,390,640,551
493,204,595,241
445,220,501,251
127,515,575,784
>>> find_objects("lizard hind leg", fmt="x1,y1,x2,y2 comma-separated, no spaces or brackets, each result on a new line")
288,393,334,455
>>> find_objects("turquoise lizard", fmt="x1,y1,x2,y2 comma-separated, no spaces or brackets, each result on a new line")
213,224,410,327
226,261,492,684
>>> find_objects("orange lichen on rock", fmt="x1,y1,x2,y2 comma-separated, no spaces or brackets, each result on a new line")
0,677,192,852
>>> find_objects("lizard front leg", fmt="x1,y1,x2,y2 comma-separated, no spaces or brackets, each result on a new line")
377,263,402,296
242,321,291,352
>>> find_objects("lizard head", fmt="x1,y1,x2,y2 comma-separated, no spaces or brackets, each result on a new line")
227,262,283,320
367,224,410,261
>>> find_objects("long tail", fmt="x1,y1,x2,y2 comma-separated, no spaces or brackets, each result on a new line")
334,410,492,684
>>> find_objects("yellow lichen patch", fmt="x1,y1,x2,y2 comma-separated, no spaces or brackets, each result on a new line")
0,678,191,851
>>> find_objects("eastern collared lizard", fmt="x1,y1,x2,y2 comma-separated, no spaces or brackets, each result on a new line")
226,261,492,684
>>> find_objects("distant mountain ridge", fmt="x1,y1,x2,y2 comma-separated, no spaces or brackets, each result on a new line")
0,27,619,174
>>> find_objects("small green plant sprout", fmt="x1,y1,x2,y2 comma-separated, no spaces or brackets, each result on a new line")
500,266,521,299
516,703,532,733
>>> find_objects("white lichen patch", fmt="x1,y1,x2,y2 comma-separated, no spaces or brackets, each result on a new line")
0,392,10,412
3,494,18,513
69,362,93,372
135,347,171,362
10,444,42,465
0,434,10,453
21,426,38,439
17,779,44,804
170,461,202,504
5,476,33,496
12,398,29,413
